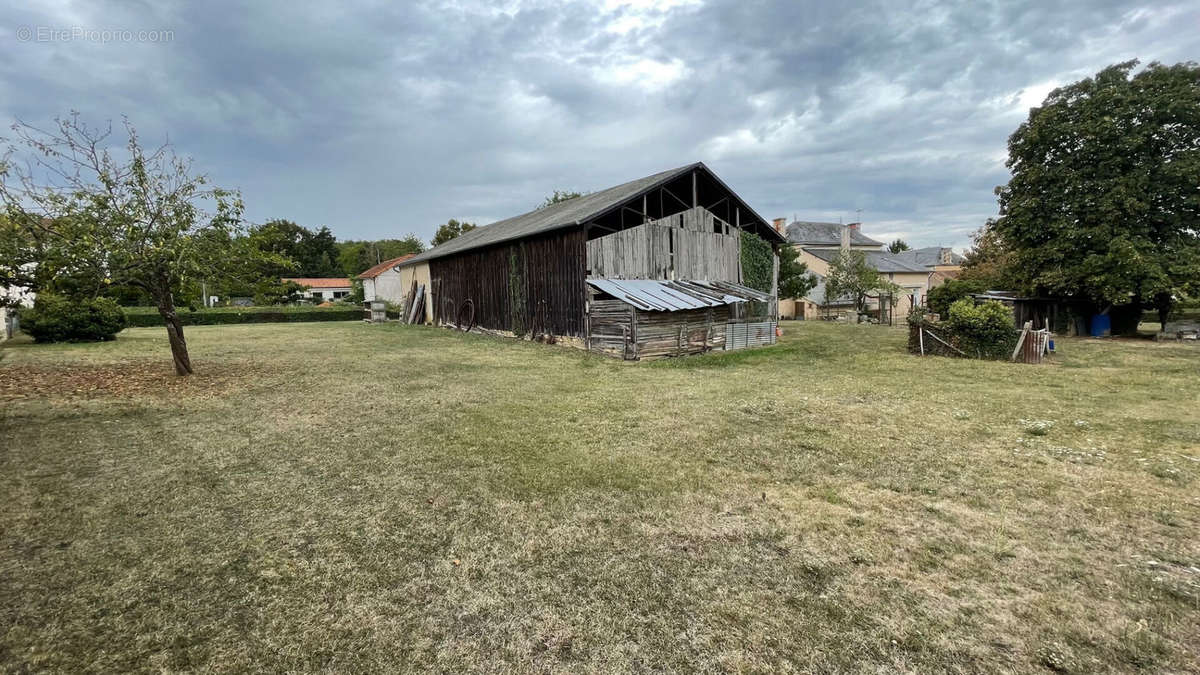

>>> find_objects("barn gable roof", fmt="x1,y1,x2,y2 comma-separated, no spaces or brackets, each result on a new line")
400,162,781,267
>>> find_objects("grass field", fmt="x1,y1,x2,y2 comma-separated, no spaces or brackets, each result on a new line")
2,321,1198,672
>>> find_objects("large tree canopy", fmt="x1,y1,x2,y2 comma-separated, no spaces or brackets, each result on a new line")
993,60,1200,319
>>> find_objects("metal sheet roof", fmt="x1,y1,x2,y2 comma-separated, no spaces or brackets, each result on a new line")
400,162,782,267
587,278,770,312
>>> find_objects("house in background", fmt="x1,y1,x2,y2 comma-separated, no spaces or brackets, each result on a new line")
282,278,353,302
775,220,936,320
357,254,416,305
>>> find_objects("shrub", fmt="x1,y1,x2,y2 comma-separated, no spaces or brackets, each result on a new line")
945,299,1018,359
926,278,988,318
20,294,127,342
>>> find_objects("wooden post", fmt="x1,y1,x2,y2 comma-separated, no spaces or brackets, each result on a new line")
1011,320,1032,362
918,326,925,355
770,247,780,320
691,170,697,208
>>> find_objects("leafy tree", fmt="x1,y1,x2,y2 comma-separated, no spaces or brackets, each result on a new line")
431,218,477,247
959,219,1022,290
249,220,341,278
337,235,424,276
993,60,1200,328
887,239,910,253
824,249,900,314
539,190,586,209
0,114,254,375
778,245,817,299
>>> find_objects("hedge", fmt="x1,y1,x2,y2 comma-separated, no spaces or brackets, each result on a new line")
123,306,375,327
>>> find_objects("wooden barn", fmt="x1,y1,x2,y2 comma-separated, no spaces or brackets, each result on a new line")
396,162,786,359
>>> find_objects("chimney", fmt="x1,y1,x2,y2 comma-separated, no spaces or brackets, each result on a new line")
847,222,861,231
940,247,952,264
772,217,786,234
840,224,850,250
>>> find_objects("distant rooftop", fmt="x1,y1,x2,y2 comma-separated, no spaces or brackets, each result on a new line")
890,246,965,267
805,248,931,273
785,221,883,247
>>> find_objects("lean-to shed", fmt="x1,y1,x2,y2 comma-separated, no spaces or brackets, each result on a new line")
396,162,786,359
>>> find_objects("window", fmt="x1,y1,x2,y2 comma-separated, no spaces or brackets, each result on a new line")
333,291,348,299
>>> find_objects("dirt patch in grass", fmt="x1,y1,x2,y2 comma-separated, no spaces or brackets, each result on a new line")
0,361,261,401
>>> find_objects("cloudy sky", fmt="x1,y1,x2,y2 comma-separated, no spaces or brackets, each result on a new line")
1,1,1197,249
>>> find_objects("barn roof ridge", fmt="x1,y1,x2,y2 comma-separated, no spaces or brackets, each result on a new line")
399,162,780,267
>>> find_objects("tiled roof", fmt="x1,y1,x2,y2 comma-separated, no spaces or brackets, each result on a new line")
786,221,883,247
356,254,416,279
282,278,353,289
890,246,965,268
805,248,931,273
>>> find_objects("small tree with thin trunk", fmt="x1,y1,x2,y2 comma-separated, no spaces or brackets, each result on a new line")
825,249,901,316
0,114,245,375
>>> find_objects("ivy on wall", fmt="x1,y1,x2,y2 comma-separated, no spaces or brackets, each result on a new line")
740,231,773,293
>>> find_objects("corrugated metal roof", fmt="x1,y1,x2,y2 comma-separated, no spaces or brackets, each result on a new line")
400,162,782,267
587,278,770,312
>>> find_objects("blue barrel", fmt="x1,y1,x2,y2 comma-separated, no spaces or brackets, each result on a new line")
1090,314,1111,337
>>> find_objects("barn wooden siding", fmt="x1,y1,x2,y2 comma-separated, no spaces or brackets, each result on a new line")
586,207,742,282
430,228,586,337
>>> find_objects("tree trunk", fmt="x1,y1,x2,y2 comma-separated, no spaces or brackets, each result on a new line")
1154,292,1173,331
155,289,193,376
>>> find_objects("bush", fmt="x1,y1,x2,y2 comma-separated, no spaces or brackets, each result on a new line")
122,305,367,327
926,279,988,317
945,299,1018,359
21,294,127,342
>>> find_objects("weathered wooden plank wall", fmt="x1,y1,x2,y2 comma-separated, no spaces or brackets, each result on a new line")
585,207,741,282
430,228,586,337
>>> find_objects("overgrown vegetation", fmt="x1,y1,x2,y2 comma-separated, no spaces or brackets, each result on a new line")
909,299,1019,360
926,278,989,317
1,321,1196,671
19,293,126,342
739,230,774,292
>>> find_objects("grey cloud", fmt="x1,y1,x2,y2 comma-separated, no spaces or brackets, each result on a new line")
1,0,1197,247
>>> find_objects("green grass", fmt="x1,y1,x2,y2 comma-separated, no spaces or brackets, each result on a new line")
2,322,1198,672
